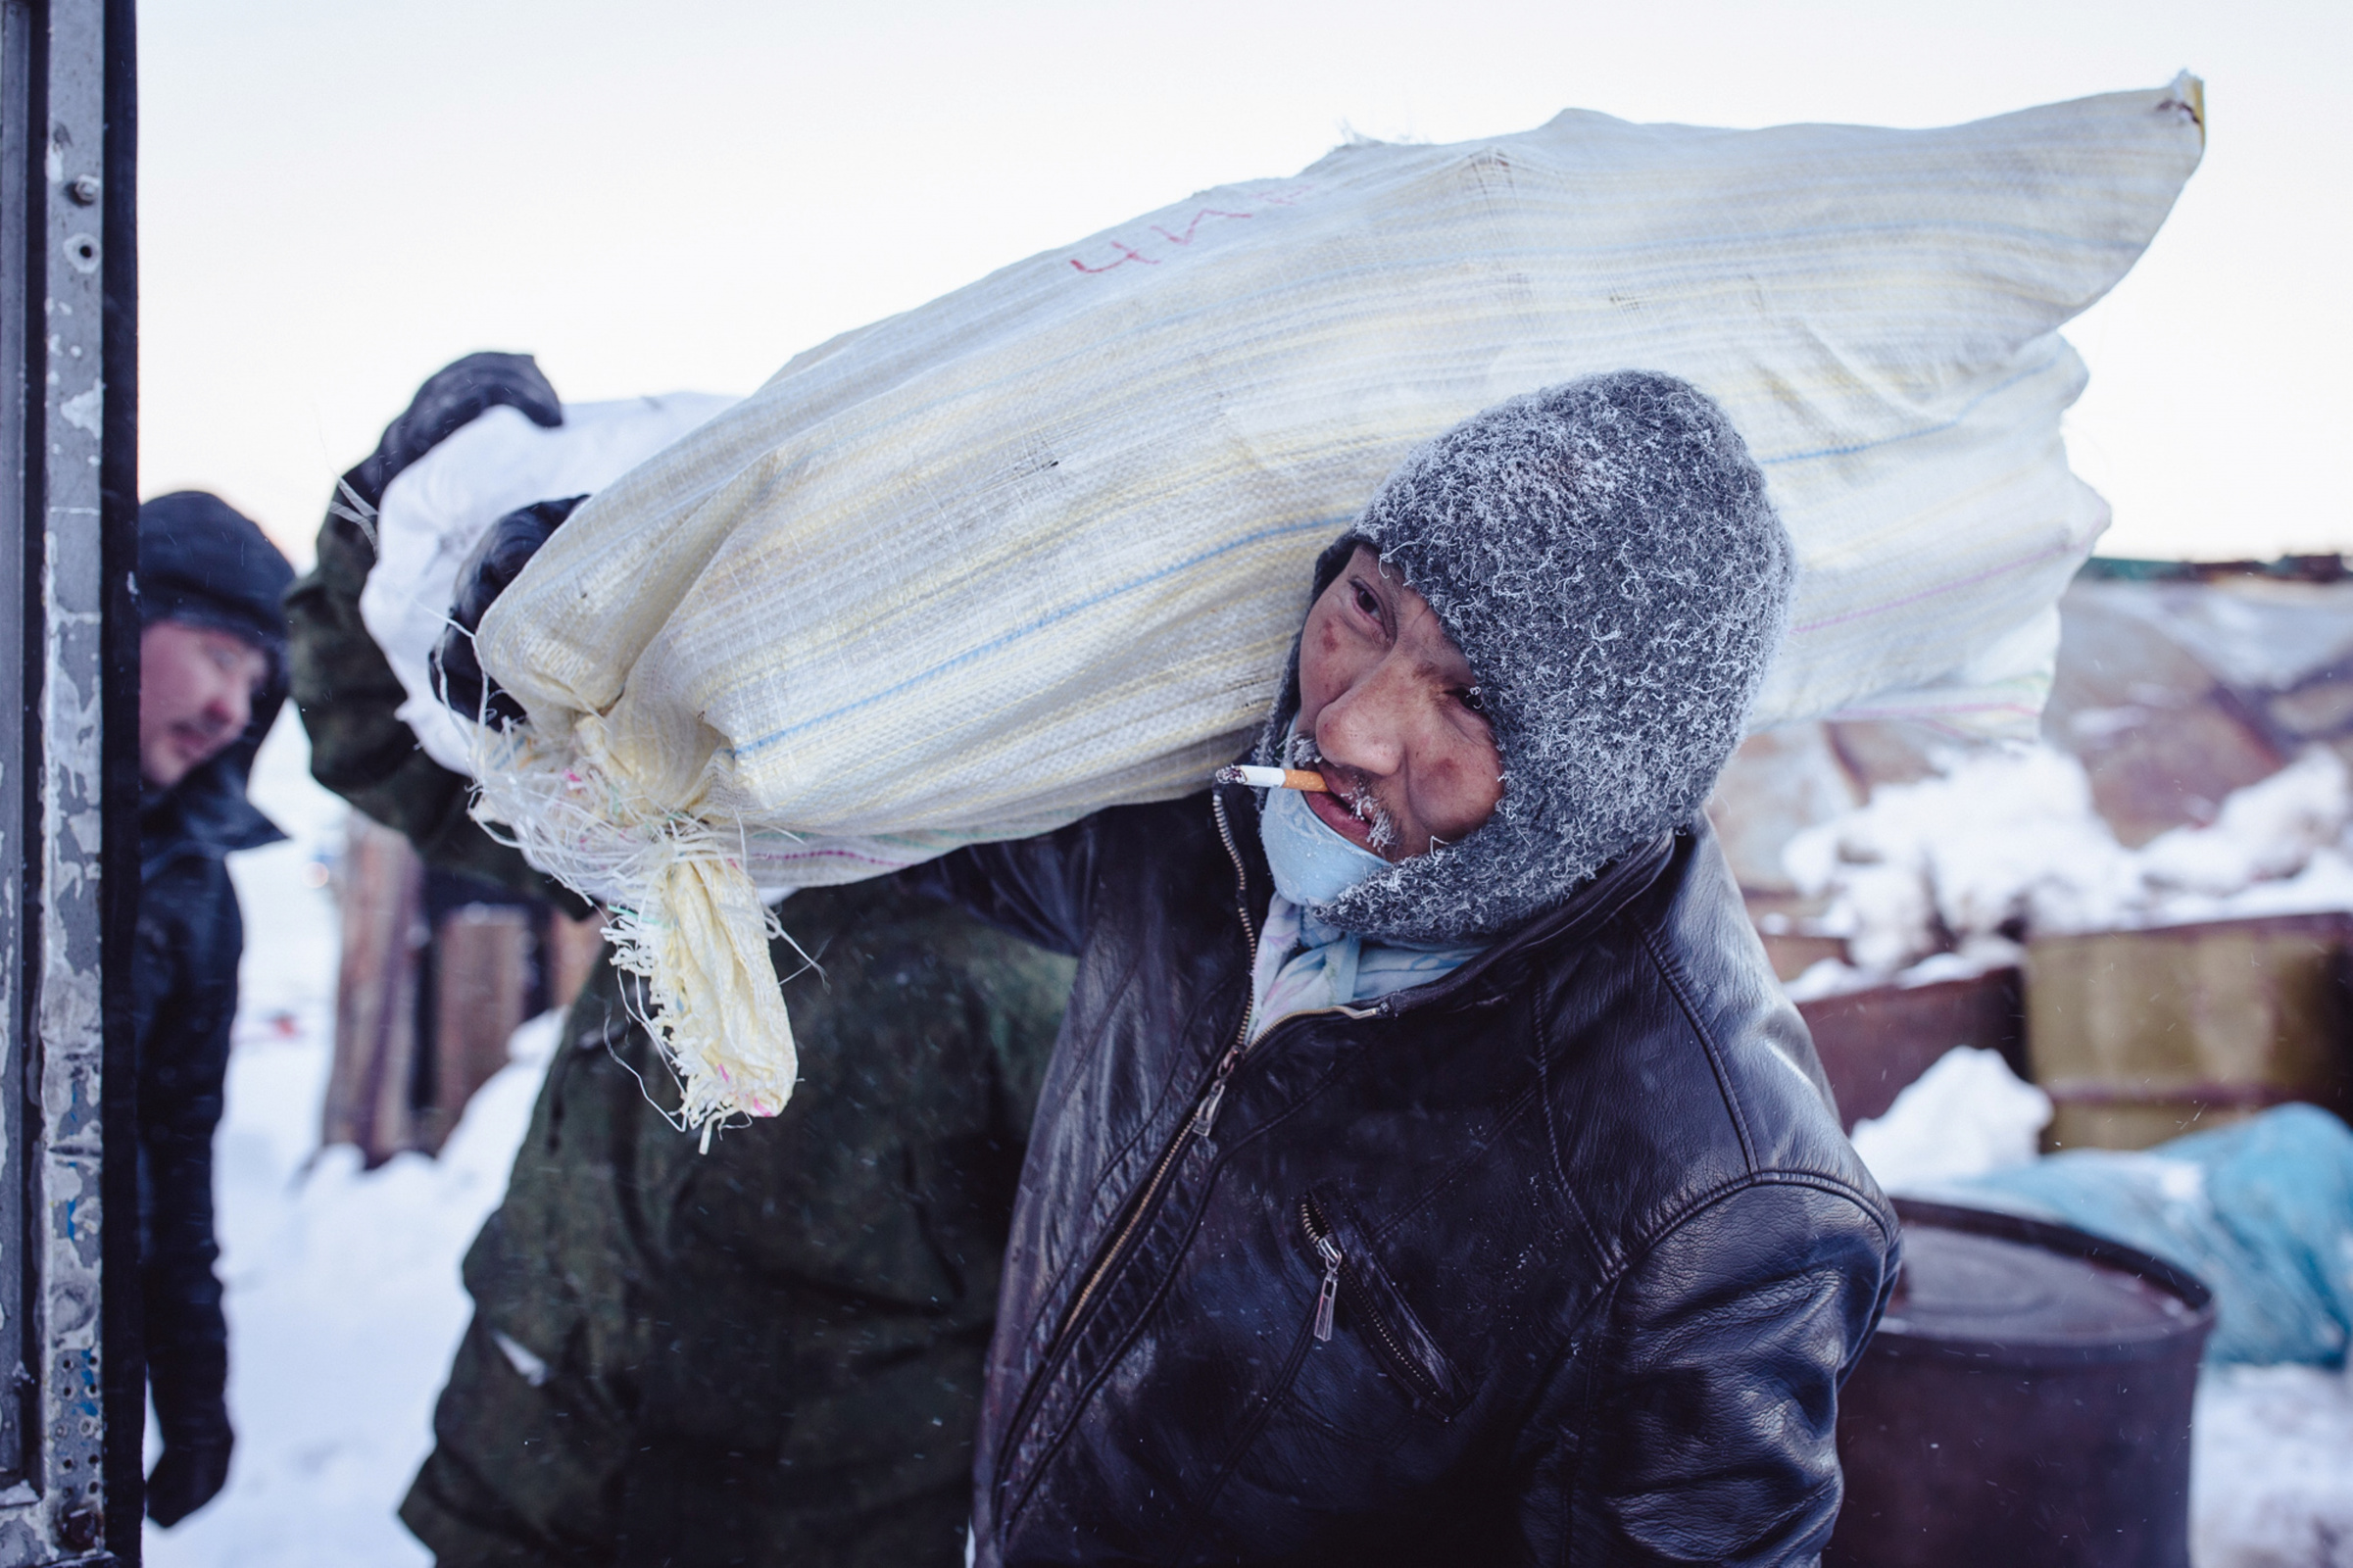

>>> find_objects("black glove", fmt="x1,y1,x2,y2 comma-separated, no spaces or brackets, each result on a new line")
342,351,562,515
433,495,588,728
146,1420,232,1527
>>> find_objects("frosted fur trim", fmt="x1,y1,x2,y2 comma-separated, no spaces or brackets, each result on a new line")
468,712,800,1133
1258,371,1793,944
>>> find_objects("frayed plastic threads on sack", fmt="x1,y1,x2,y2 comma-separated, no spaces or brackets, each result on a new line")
467,712,803,1138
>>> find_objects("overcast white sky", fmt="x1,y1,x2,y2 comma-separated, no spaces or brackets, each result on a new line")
138,0,2348,566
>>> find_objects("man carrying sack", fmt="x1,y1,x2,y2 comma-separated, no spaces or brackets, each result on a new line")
437,85,2206,1558
285,354,1074,1566
904,371,1899,1562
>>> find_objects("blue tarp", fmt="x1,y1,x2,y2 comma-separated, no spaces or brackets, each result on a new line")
1956,1103,2353,1366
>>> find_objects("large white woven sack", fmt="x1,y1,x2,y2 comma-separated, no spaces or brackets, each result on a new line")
474,78,2205,1130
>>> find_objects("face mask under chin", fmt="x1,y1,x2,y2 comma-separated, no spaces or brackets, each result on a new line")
1258,781,1393,908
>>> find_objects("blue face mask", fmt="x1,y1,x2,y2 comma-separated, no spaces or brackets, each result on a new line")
1258,782,1392,907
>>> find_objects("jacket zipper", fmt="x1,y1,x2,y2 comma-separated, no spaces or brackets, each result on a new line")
1052,788,1264,1341
1299,1193,1446,1404
1005,788,1270,1527
1300,1199,1344,1342
1002,811,1669,1528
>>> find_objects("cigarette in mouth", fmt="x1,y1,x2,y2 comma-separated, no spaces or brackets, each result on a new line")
1214,764,1332,793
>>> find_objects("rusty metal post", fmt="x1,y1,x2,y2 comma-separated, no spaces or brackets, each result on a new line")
0,0,140,1559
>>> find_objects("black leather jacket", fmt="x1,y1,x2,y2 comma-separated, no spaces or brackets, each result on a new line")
914,782,1897,1566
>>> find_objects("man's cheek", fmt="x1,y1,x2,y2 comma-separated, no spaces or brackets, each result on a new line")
1295,668,1333,727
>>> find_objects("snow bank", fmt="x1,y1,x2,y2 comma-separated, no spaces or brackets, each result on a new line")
2139,748,2353,895
145,715,553,1568
1786,745,2353,975
1848,1047,2053,1194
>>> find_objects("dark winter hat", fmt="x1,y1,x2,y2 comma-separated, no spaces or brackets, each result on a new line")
1256,370,1794,944
137,491,295,669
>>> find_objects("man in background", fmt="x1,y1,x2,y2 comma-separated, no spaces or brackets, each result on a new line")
134,491,296,1525
286,354,1074,1566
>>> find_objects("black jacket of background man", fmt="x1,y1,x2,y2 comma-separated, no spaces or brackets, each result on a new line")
912,781,1899,1567
134,710,281,1482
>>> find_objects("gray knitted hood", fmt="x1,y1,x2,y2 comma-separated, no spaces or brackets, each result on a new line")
1253,370,1793,945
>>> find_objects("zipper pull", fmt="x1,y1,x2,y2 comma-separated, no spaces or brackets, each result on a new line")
1191,1077,1229,1141
1313,1233,1343,1342
1191,1045,1246,1142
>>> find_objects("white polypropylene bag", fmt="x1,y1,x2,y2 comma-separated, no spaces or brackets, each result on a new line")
471,79,2205,1130
359,392,739,772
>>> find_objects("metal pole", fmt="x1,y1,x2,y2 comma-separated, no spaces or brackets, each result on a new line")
0,0,138,1559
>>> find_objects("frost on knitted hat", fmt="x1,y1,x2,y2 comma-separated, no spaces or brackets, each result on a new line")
1254,370,1793,944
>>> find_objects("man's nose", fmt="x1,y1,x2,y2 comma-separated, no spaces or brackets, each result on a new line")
209,679,253,737
1313,652,1419,777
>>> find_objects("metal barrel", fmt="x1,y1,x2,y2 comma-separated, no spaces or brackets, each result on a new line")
1827,1199,2216,1568
2027,911,2353,1152
1798,967,2028,1131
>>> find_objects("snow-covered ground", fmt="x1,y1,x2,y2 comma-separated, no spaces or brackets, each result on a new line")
148,714,2353,1565
2194,1363,2353,1568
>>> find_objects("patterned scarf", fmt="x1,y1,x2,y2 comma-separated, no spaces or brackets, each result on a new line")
1248,894,1485,1043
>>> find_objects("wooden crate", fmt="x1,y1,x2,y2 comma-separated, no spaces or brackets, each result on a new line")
324,818,568,1161
1797,969,2027,1132
415,905,537,1152
2026,913,2353,1151
320,815,428,1165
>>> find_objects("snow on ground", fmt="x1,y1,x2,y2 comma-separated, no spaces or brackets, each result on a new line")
145,715,2353,1564
143,714,553,1568
2193,1363,2353,1568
